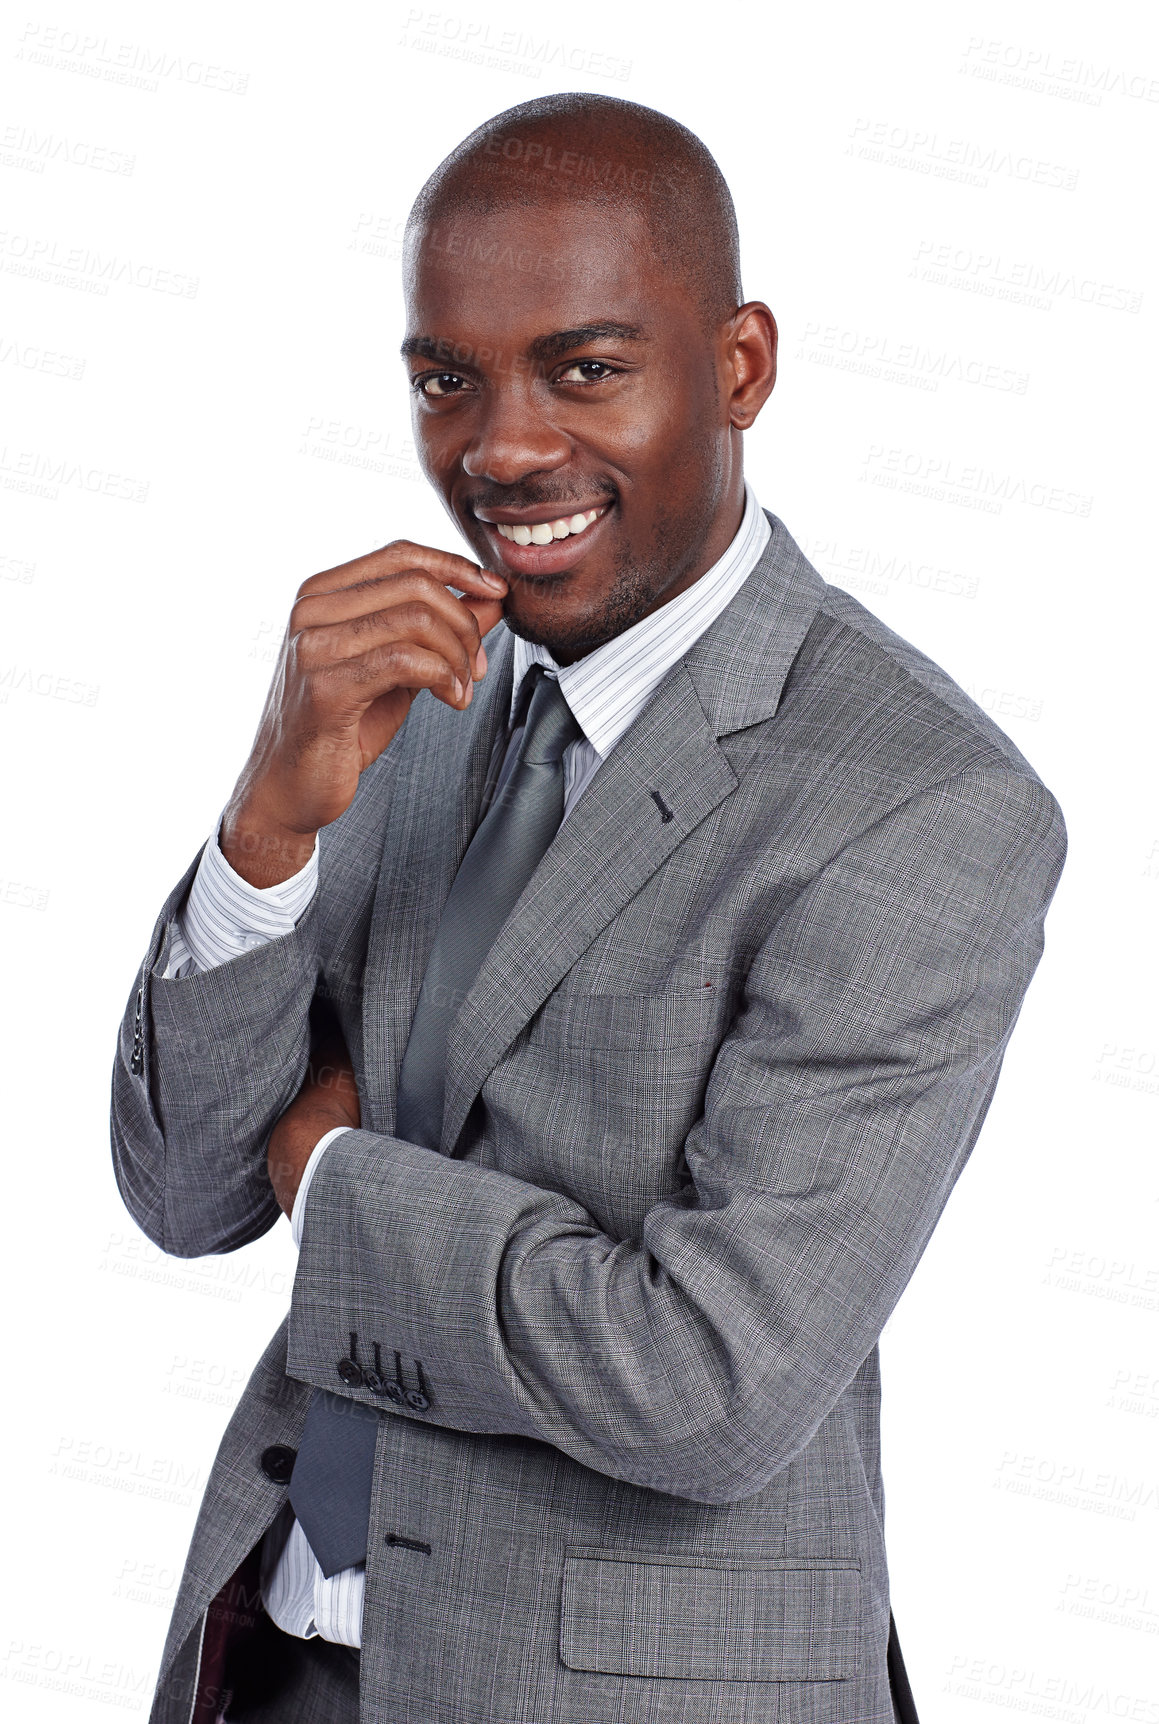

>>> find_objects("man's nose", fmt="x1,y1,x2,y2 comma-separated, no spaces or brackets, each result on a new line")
461,389,571,485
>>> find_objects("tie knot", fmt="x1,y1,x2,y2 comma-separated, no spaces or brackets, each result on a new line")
519,665,584,767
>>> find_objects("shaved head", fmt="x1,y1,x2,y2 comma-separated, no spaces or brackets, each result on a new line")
406,93,742,330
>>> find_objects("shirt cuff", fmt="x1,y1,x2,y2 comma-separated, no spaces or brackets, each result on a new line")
290,1127,353,1247
164,816,319,977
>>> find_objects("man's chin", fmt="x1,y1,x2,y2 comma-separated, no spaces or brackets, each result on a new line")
500,595,578,661
497,541,651,666
499,591,610,666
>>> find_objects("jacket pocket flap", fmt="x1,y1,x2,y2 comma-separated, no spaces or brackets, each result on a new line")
559,1550,861,1681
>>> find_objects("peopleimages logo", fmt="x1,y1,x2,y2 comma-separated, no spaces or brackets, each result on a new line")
993,1449,1159,1522
348,210,407,262
799,534,979,602
15,21,250,95
944,1654,1159,1724
911,240,1142,314
0,335,85,380
0,444,149,502
847,116,1079,190
298,415,422,484
0,664,99,705
1044,1242,1159,1311
0,122,135,175
860,444,1093,519
398,9,631,83
0,1641,150,1710
477,133,668,190
794,323,1029,395
959,36,1159,105
0,230,199,298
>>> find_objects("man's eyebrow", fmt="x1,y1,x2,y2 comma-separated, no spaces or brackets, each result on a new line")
400,334,451,362
399,323,648,367
527,322,647,364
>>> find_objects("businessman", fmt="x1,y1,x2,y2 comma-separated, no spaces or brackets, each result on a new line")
112,93,1066,1724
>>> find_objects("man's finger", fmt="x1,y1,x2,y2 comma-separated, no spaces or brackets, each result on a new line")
298,603,477,692
293,577,493,681
327,640,474,710
459,595,505,674
296,540,506,603
292,567,490,643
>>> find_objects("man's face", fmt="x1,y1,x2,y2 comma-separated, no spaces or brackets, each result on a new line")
402,199,737,664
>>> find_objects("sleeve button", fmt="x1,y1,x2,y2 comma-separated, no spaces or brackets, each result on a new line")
260,1445,297,1484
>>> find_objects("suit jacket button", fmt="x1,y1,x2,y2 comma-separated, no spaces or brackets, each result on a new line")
405,1389,430,1411
362,1368,385,1394
260,1445,297,1484
384,1380,405,1405
337,1358,364,1387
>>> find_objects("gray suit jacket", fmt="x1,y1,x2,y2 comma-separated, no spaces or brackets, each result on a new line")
112,512,1066,1724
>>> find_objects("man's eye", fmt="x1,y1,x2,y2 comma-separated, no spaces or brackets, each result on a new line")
556,360,615,384
416,373,466,397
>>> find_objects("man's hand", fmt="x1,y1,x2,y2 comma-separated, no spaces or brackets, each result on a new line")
223,542,508,886
267,1033,362,1219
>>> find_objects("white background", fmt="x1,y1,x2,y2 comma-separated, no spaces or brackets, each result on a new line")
1,0,1156,1717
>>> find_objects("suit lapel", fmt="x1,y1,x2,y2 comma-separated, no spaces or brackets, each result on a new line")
438,658,739,1153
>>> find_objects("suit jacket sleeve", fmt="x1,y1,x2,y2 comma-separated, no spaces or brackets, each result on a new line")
289,765,1064,1503
109,744,405,1258
110,846,321,1256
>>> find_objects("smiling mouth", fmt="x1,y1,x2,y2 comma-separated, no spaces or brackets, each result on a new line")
473,502,614,579
492,506,606,545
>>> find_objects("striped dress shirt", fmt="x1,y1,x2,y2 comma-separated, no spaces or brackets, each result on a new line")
167,484,771,1645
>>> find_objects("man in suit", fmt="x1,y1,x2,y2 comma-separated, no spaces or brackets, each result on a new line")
112,93,1066,1724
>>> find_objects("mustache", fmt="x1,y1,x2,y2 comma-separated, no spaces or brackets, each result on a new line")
464,482,617,515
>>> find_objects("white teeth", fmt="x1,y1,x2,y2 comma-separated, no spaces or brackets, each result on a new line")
493,505,606,545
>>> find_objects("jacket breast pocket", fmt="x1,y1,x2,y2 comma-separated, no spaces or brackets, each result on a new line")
559,1549,862,1682
525,985,721,1052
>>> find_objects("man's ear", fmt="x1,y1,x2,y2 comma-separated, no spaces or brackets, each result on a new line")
724,302,778,428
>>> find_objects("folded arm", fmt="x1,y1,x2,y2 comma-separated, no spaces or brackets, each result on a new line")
287,767,1066,1502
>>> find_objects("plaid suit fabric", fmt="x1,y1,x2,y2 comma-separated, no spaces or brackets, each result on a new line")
113,513,1066,1723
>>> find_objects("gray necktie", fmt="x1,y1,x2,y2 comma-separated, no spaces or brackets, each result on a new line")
288,665,583,1577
